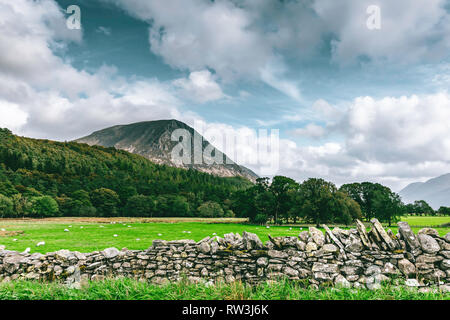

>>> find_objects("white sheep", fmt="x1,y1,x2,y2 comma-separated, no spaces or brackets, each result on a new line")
113,234,118,237
64,229,70,232
36,241,45,247
23,247,31,254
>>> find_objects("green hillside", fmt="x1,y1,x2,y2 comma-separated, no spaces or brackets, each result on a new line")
0,128,252,218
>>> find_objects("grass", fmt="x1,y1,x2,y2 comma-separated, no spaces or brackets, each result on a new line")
0,216,448,254
396,216,449,227
0,278,448,300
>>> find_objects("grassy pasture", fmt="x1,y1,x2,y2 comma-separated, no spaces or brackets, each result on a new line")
0,216,448,254
0,278,448,300
396,216,449,227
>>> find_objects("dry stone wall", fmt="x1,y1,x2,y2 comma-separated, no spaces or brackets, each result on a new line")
0,219,449,290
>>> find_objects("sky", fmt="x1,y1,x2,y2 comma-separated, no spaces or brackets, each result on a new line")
1,0,450,192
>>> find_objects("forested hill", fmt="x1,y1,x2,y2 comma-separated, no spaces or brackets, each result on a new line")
0,128,252,218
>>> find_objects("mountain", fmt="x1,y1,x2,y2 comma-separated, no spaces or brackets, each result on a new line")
75,120,259,182
399,173,450,209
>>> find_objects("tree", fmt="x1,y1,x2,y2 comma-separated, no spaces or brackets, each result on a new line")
224,209,235,218
153,195,167,217
71,199,97,217
409,200,435,215
254,190,275,223
197,201,224,218
404,203,415,215
298,178,337,227
55,196,73,217
11,194,32,218
340,182,399,221
0,194,13,218
125,195,155,217
116,185,137,206
30,196,59,218
331,191,362,226
438,206,450,216
0,180,18,197
170,196,190,217
373,190,404,226
231,187,259,222
269,176,299,224
90,188,120,217
72,190,91,205
287,188,303,224
69,190,96,216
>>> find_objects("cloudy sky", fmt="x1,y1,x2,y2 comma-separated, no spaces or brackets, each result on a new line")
1,0,450,191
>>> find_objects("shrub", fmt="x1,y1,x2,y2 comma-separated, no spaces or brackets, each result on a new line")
125,195,155,217
0,194,13,218
31,196,59,218
91,188,120,217
197,201,224,218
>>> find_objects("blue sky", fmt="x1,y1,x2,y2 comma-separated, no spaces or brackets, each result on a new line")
1,0,450,191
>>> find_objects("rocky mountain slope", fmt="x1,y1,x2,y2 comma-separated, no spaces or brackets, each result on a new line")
399,173,450,209
75,120,258,182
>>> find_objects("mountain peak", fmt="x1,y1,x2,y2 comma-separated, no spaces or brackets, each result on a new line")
75,120,258,182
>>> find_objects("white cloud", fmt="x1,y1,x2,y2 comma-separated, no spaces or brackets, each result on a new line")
0,0,84,93
312,99,343,121
312,0,450,65
0,101,28,131
260,63,301,102
275,92,450,191
290,124,326,139
342,93,450,163
432,63,450,87
104,0,303,98
173,70,225,103
96,26,112,36
104,0,270,79
106,0,450,83
0,0,187,140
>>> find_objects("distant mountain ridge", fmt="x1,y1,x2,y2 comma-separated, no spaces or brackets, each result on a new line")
399,173,450,209
75,120,258,182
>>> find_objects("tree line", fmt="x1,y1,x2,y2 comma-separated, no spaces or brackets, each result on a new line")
231,177,407,226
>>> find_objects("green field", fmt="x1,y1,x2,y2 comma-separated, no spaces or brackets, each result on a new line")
0,216,448,254
395,216,450,227
0,278,448,300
